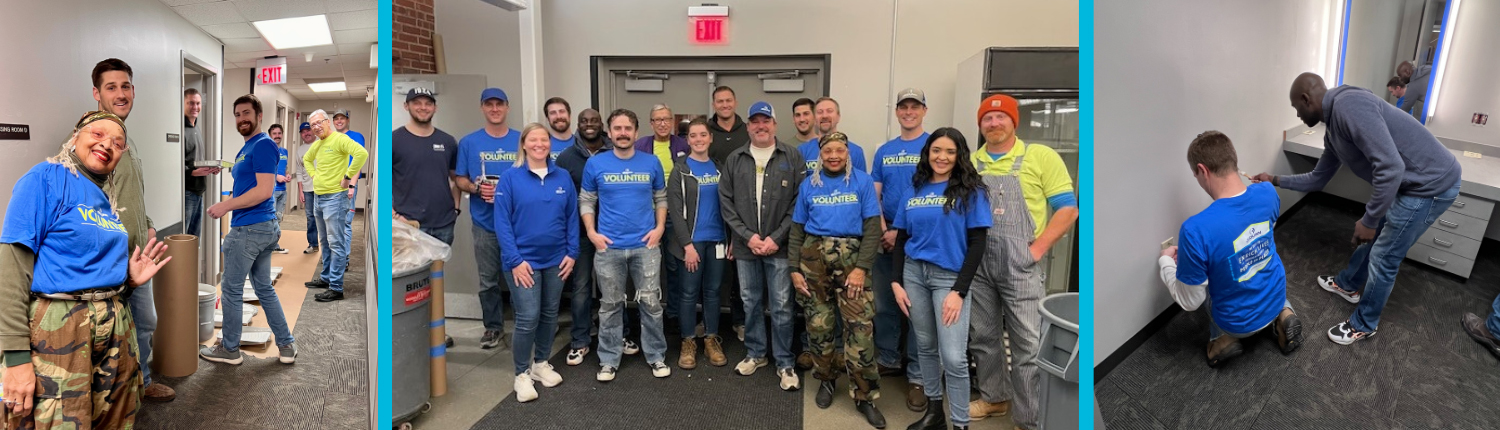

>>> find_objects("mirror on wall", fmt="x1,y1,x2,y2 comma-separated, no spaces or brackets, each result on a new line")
1341,0,1454,124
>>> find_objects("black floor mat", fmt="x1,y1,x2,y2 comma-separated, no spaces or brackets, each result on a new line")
1098,193,1500,430
469,332,803,430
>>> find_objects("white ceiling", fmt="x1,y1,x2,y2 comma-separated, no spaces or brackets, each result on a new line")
160,0,378,100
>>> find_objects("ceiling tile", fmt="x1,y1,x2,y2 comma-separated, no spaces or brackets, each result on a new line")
342,67,376,77
333,28,378,44
336,53,371,65
337,43,374,55
328,9,376,31
287,44,341,59
230,0,326,22
222,37,273,53
202,22,259,39
325,0,377,13
225,49,276,63
160,0,223,7
171,2,246,26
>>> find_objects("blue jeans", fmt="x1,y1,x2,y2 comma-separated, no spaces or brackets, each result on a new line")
595,246,667,367
508,265,564,374
273,190,286,221
185,191,203,237
679,241,725,337
420,224,455,245
1334,183,1460,333
344,188,355,249
1488,294,1500,336
569,235,596,349
303,191,319,246
738,257,796,369
128,281,156,385
874,251,922,382
904,258,972,426
474,227,506,332
315,192,351,291
220,221,295,351
663,225,681,321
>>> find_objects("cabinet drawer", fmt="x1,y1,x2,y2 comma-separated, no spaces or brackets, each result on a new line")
1430,211,1487,241
1405,243,1475,278
1448,194,1495,221
1415,227,1482,260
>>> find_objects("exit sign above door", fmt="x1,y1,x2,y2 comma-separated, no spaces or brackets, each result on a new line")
688,5,729,45
255,57,288,86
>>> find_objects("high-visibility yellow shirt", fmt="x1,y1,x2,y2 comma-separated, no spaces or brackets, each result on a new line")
971,139,1075,238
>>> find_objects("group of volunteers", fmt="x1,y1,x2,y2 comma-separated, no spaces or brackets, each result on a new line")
392,84,1077,430
0,58,367,429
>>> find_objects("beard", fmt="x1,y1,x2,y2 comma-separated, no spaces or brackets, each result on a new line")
550,120,569,134
237,121,257,137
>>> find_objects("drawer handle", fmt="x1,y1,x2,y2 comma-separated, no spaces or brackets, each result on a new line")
1433,238,1453,247
1454,201,1466,208
1439,219,1459,228
1428,256,1449,266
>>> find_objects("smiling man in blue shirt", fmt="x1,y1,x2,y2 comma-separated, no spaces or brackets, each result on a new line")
455,88,520,350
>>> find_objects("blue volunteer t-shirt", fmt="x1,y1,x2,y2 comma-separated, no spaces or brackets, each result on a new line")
799,138,867,176
582,150,665,250
793,170,880,237
347,130,367,177
894,180,993,273
275,147,289,192
550,135,573,161
1,163,129,294
456,128,521,232
871,133,928,221
684,158,725,242
230,133,279,227
1176,182,1287,334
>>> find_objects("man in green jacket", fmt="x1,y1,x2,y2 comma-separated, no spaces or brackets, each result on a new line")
302,109,368,302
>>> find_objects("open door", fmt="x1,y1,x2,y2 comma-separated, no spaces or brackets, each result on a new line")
182,51,221,286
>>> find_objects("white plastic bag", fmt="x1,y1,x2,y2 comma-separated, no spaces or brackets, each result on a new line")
392,221,452,274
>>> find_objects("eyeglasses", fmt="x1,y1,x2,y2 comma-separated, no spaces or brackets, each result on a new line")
650,118,673,124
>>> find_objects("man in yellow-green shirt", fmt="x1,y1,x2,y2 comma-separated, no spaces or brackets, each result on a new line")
302,109,369,302
965,94,1077,429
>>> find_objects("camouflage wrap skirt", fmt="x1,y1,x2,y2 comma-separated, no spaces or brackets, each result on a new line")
4,295,141,430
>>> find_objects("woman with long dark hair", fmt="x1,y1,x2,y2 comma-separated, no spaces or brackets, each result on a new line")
891,127,992,430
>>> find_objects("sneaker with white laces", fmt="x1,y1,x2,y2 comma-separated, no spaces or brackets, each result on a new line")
597,365,617,382
777,368,800,391
530,361,563,387
1328,320,1375,345
1317,275,1361,304
650,361,671,378
566,347,589,366
513,373,538,402
623,339,641,355
735,357,768,376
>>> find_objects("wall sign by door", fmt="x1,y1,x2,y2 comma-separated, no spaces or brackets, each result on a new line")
0,123,29,140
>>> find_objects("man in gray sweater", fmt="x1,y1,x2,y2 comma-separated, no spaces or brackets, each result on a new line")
1254,72,1461,346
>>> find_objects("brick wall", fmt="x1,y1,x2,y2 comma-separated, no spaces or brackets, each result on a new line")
392,0,436,74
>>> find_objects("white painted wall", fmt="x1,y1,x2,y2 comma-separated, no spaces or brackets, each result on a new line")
435,0,522,109
0,0,223,228
1425,0,1500,147
1096,0,1334,364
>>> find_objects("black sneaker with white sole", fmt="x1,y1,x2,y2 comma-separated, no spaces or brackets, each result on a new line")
273,247,289,254
1327,320,1374,345
567,347,589,366
314,290,344,302
305,279,330,289
1317,275,1361,304
623,339,640,355
480,330,505,349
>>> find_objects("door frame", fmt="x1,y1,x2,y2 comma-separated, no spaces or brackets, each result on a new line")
590,54,832,113
181,50,222,286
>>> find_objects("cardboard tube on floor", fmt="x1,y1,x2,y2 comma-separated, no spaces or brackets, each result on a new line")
153,234,200,378
430,260,447,397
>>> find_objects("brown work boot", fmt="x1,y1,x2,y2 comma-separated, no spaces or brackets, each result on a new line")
905,382,928,412
796,351,815,370
969,399,1010,420
1206,335,1244,368
679,338,698,369
704,335,728,366
143,382,177,403
1273,307,1304,354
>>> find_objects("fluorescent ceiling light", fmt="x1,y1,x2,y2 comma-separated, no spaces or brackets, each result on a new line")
309,82,347,92
252,15,334,50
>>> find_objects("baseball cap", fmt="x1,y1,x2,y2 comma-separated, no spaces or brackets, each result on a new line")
405,87,435,103
481,88,508,103
747,101,775,120
977,94,1019,125
333,109,351,119
896,88,926,106
299,122,311,131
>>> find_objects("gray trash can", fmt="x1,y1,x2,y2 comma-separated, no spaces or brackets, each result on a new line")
197,285,216,343
1036,292,1078,430
393,266,433,425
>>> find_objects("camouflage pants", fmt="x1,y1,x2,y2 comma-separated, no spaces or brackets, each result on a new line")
3,296,141,430
796,236,880,401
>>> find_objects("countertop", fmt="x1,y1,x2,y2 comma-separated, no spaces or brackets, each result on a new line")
1281,123,1500,202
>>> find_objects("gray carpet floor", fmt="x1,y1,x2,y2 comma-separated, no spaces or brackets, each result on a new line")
1098,193,1500,430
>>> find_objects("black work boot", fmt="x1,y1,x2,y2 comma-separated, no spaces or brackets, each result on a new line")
856,399,886,429
815,379,835,409
907,398,945,430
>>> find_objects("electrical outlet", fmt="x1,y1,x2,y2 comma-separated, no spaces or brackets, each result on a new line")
1471,113,1488,126
1161,237,1176,250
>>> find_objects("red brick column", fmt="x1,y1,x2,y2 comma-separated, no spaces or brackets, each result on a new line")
393,0,436,74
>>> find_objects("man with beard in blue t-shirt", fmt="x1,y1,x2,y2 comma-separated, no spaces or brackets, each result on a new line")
1160,131,1303,368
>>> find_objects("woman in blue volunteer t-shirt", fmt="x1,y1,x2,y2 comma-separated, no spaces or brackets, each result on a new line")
787,131,887,426
666,118,729,370
494,124,578,403
0,112,170,429
890,127,992,430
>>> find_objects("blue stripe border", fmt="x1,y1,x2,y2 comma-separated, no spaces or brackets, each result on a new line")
376,0,392,427
1080,0,1095,427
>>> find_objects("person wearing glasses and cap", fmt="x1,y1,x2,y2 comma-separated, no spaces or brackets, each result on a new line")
302,109,369,302
1,111,172,429
455,87,521,350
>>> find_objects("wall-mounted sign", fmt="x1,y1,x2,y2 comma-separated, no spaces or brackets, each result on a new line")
688,5,728,45
0,123,30,140
256,57,288,86
166,133,180,143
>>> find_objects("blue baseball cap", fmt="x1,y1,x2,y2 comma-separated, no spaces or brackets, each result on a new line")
747,101,774,120
299,122,311,131
481,88,508,103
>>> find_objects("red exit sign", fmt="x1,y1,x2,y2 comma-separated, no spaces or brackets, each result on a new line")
692,17,727,44
255,57,288,86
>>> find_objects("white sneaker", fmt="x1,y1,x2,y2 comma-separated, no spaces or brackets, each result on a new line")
624,339,641,355
597,365,617,382
650,361,671,378
513,373,538,402
778,368,800,391
566,347,588,366
735,357,768,376
530,361,563,387
1317,275,1361,304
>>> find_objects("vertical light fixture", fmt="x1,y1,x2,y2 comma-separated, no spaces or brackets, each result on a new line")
1426,0,1461,120
1335,0,1351,86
